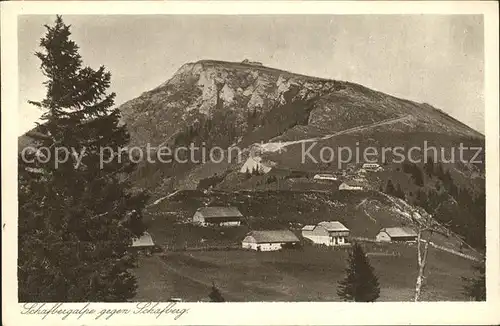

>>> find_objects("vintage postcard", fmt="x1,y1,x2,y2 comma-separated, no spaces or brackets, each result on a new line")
2,1,499,325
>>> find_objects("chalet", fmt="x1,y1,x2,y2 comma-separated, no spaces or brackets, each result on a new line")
338,180,364,191
302,221,350,246
241,59,263,66
130,231,156,253
361,163,383,172
376,227,417,242
242,230,300,251
193,206,243,227
313,173,338,181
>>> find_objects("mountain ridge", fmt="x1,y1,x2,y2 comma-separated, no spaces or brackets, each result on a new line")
117,59,482,152
126,59,483,138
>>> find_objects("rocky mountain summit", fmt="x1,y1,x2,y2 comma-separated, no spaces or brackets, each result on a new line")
119,59,483,151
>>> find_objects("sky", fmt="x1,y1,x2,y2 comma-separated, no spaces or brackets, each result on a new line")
18,15,484,135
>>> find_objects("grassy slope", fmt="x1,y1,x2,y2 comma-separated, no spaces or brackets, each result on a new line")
136,187,478,302
137,189,478,302
133,242,475,302
144,190,476,254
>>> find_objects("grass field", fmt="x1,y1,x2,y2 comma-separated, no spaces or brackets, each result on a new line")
136,189,480,302
132,242,475,302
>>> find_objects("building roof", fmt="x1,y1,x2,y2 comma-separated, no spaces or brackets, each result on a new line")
131,231,155,247
380,227,417,238
301,225,316,231
267,167,292,177
340,180,365,188
196,206,243,219
245,230,299,243
318,221,349,232
314,173,336,178
362,163,381,167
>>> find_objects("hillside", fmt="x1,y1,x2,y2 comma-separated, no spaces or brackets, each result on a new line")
119,59,482,149
133,189,480,301
19,59,486,252
114,59,483,183
144,189,478,256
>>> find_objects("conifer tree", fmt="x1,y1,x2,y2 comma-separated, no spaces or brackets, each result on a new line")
395,183,405,200
385,179,396,196
435,162,445,179
245,167,252,179
424,156,435,177
415,189,429,211
411,165,425,187
462,261,486,301
337,243,380,302
18,16,147,302
208,282,225,302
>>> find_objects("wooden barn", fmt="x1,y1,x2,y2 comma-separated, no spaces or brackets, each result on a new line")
376,227,417,242
192,206,243,227
301,221,350,246
242,230,300,251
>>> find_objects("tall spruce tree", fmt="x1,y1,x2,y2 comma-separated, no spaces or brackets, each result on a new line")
208,282,225,302
18,16,147,302
337,243,380,302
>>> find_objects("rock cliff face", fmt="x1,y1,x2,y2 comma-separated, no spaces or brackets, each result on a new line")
119,59,482,150
20,59,484,193
17,59,486,253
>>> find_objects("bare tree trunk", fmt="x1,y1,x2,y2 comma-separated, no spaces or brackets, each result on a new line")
414,230,430,302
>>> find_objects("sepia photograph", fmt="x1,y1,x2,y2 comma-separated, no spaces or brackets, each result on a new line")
2,1,499,325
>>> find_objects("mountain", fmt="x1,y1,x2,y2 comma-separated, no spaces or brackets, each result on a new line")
113,60,484,191
21,59,484,191
116,59,486,252
19,59,486,251
119,59,482,149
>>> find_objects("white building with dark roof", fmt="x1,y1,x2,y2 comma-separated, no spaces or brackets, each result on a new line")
313,173,338,181
193,207,243,227
338,180,365,191
242,230,300,251
301,221,350,246
376,227,417,242
361,163,383,172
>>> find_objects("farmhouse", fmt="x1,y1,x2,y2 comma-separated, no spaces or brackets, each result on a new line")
338,180,364,191
376,227,417,242
130,231,155,252
313,173,338,181
361,163,383,172
302,221,350,246
193,206,243,227
242,230,300,251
